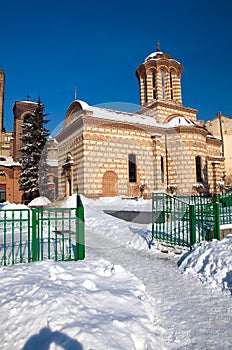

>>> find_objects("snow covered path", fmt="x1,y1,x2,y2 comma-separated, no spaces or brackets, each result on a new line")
86,226,232,349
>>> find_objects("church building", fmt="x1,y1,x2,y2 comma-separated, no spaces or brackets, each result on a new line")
56,47,225,199
0,46,228,203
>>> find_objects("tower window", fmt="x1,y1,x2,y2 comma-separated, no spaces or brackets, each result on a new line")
128,154,137,183
170,70,174,100
152,72,157,99
161,71,165,98
195,156,202,182
143,75,147,103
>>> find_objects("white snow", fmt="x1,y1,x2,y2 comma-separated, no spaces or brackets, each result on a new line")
179,237,232,295
0,156,20,167
28,196,51,207
1,195,232,349
144,51,164,61
66,101,196,130
47,159,58,167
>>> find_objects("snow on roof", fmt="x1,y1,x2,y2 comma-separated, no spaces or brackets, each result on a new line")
144,51,181,65
47,159,58,167
48,136,58,144
20,101,37,104
67,102,195,130
76,99,90,110
144,51,164,61
0,156,20,167
206,134,222,141
167,116,194,127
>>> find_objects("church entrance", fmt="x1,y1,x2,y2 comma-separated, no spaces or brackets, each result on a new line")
102,171,118,197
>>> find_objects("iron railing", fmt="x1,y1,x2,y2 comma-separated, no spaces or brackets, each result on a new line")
152,192,232,248
0,194,85,266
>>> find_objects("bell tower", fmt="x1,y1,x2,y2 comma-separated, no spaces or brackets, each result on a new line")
136,44,183,107
0,70,5,133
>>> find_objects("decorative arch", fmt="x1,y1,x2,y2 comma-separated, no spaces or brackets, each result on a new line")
102,171,118,197
165,114,193,126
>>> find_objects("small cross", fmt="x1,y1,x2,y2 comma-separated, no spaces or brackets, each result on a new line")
74,87,77,100
156,41,160,51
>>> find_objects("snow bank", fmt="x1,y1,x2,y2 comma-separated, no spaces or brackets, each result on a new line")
179,236,232,296
2,202,29,210
62,194,152,211
28,196,51,207
0,259,164,350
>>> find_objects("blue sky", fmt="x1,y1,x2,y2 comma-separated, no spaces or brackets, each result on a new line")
1,0,232,133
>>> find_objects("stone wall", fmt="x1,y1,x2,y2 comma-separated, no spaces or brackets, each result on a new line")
57,113,225,199
206,116,232,184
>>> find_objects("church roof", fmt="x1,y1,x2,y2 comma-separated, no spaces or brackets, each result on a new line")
0,156,20,167
144,51,173,62
64,99,195,129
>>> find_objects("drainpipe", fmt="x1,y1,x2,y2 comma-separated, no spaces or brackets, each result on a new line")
218,111,224,157
165,130,169,189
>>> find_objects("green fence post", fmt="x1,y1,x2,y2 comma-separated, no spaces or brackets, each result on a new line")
32,208,38,262
189,204,196,248
76,189,85,260
214,201,221,240
151,192,154,242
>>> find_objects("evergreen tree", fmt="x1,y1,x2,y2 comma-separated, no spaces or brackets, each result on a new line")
19,98,50,202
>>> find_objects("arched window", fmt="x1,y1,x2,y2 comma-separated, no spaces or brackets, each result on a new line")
128,154,137,183
152,71,157,99
24,114,31,126
143,75,147,103
170,70,174,100
195,156,202,182
161,70,165,98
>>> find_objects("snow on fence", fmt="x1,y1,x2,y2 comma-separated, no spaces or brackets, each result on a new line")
152,193,232,248
0,197,85,266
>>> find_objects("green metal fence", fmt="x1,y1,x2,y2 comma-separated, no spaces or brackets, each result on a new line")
0,209,31,265
152,192,232,248
0,195,85,266
152,193,195,248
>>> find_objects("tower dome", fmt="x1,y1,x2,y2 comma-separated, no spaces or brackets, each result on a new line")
136,45,183,107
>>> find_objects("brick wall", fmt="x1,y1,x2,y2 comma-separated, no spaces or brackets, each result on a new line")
57,113,225,199
13,101,38,161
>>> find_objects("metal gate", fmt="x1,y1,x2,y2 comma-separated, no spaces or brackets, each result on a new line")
0,195,85,266
151,192,230,248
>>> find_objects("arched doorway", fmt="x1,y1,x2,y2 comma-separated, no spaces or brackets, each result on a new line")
102,171,118,197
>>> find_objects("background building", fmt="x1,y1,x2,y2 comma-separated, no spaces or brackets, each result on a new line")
206,114,232,186
0,75,58,203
